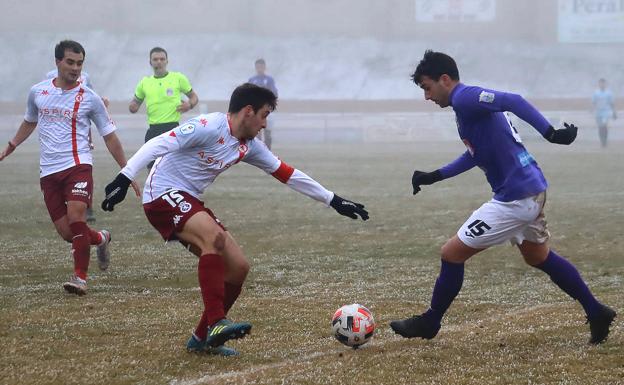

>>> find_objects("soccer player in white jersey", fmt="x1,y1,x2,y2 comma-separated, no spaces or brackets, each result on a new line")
46,68,109,223
0,40,139,296
101,83,369,356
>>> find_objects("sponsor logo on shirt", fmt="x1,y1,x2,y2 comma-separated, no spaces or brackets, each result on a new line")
217,137,225,145
478,91,495,103
39,108,73,122
179,123,195,135
517,150,535,167
199,118,208,126
173,215,183,226
166,88,174,96
41,90,50,96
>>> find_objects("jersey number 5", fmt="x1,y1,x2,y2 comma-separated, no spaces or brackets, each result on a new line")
505,113,523,143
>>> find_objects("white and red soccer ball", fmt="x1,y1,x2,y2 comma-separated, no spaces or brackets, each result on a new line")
331,304,375,348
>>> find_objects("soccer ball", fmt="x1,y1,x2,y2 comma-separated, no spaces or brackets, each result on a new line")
331,303,375,348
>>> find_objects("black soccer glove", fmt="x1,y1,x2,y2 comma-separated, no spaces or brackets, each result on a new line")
412,169,442,195
101,173,132,212
330,194,369,221
543,123,578,145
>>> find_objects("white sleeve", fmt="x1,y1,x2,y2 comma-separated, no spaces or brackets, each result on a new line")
120,133,180,179
120,118,213,179
286,169,334,205
89,93,116,136
243,140,333,205
242,139,281,173
24,87,38,123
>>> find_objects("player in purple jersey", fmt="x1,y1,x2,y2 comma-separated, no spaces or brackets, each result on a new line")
390,50,616,344
248,58,278,149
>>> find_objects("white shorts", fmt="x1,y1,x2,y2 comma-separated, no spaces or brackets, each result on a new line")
596,114,611,126
457,192,550,249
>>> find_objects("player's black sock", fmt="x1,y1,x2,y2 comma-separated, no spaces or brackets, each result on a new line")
428,260,465,323
534,250,601,318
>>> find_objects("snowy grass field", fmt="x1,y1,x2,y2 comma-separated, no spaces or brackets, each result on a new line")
0,126,622,384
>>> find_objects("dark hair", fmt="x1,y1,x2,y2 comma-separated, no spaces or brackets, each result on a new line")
411,50,459,84
55,40,85,61
255,58,266,66
150,47,168,58
228,83,277,113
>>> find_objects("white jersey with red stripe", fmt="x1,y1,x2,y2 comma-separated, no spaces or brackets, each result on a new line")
120,112,334,205
24,79,116,177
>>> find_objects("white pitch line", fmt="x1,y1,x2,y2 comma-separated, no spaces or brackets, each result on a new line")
170,303,561,385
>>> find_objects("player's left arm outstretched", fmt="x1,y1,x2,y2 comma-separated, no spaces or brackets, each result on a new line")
459,87,579,145
245,142,369,221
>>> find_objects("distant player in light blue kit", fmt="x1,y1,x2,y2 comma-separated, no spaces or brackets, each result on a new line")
592,78,616,148
390,50,616,344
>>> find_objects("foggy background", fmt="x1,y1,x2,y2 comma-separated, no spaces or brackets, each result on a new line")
1,0,622,142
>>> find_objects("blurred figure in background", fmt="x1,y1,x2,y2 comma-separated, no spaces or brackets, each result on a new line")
248,58,278,149
129,47,199,168
592,78,616,148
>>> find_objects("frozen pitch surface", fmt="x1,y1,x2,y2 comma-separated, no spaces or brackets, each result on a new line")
1,138,622,385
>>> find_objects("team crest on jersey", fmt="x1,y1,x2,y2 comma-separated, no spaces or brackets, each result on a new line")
179,201,192,213
166,88,174,96
179,123,195,135
478,91,495,104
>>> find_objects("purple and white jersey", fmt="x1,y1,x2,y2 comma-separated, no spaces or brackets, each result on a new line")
443,83,550,202
121,113,333,205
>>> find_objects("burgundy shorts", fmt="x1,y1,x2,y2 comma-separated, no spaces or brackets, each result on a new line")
40,164,93,222
143,190,226,242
